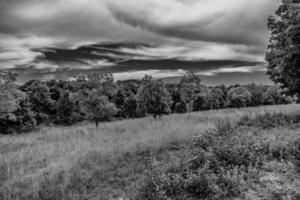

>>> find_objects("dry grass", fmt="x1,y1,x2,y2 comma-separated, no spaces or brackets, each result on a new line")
0,104,299,199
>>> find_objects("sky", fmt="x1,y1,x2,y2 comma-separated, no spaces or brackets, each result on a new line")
0,0,281,85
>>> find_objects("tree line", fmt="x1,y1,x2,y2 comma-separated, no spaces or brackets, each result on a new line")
0,71,296,134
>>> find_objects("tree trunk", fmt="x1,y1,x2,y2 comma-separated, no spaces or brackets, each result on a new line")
95,118,99,128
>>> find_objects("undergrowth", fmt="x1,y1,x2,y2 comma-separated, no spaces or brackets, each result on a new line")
136,112,300,200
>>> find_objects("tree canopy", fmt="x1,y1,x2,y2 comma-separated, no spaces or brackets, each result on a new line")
137,76,172,118
266,0,300,96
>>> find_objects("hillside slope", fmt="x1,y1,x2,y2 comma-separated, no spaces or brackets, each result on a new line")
0,104,299,200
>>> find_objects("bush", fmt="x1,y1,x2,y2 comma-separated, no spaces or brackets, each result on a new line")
136,112,300,200
136,120,253,200
294,138,300,173
212,137,264,168
237,112,300,129
137,165,244,200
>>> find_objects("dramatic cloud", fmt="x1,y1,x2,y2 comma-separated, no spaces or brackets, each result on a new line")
108,0,279,45
0,0,281,84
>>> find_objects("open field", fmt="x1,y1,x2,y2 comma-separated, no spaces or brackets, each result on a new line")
0,104,300,200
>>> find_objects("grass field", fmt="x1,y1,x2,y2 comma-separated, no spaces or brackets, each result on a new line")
0,104,300,200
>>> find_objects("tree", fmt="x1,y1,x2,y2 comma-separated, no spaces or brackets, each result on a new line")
20,80,55,124
166,83,181,113
204,87,226,110
227,86,252,108
245,84,265,106
137,76,172,119
178,72,202,113
193,87,209,111
76,73,117,99
123,94,139,118
75,73,119,127
85,91,118,127
174,101,188,113
266,0,300,96
112,80,140,118
264,86,291,105
55,91,80,125
0,71,35,134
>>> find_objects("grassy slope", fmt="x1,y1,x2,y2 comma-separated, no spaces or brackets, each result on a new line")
0,104,299,199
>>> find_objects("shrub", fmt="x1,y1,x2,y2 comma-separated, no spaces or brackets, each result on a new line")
212,137,264,168
294,138,300,173
237,112,300,129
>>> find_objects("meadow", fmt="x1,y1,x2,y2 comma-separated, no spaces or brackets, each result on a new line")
0,104,300,200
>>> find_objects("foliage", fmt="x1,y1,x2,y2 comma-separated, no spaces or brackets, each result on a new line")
0,71,36,134
137,76,172,118
178,72,202,113
264,86,292,105
266,0,300,96
237,112,300,129
55,91,84,125
245,83,265,106
174,100,188,113
136,111,300,200
123,94,139,118
295,138,300,172
227,86,252,108
0,70,295,134
112,80,141,118
21,80,55,124
85,92,118,127
76,73,117,98
202,87,226,110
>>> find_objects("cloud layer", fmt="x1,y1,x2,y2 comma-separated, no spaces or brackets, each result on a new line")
0,0,281,84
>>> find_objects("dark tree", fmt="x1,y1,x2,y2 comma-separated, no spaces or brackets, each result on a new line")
266,0,300,96
0,71,35,134
166,83,181,112
85,91,118,128
20,80,55,124
245,84,265,106
227,86,252,108
76,73,117,99
123,94,139,118
264,86,292,105
55,91,79,125
137,76,172,119
178,72,202,113
174,101,188,113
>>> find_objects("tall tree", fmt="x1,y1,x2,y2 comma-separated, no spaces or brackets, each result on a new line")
266,0,300,96
76,73,117,99
178,72,202,113
75,73,119,127
85,91,118,128
20,80,55,124
0,71,35,134
227,86,252,108
137,76,172,119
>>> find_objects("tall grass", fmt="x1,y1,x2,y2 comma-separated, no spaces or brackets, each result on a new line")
0,104,299,199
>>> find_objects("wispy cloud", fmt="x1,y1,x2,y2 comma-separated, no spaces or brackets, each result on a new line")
113,69,187,80
0,34,60,69
198,65,267,76
0,0,280,84
113,65,266,81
